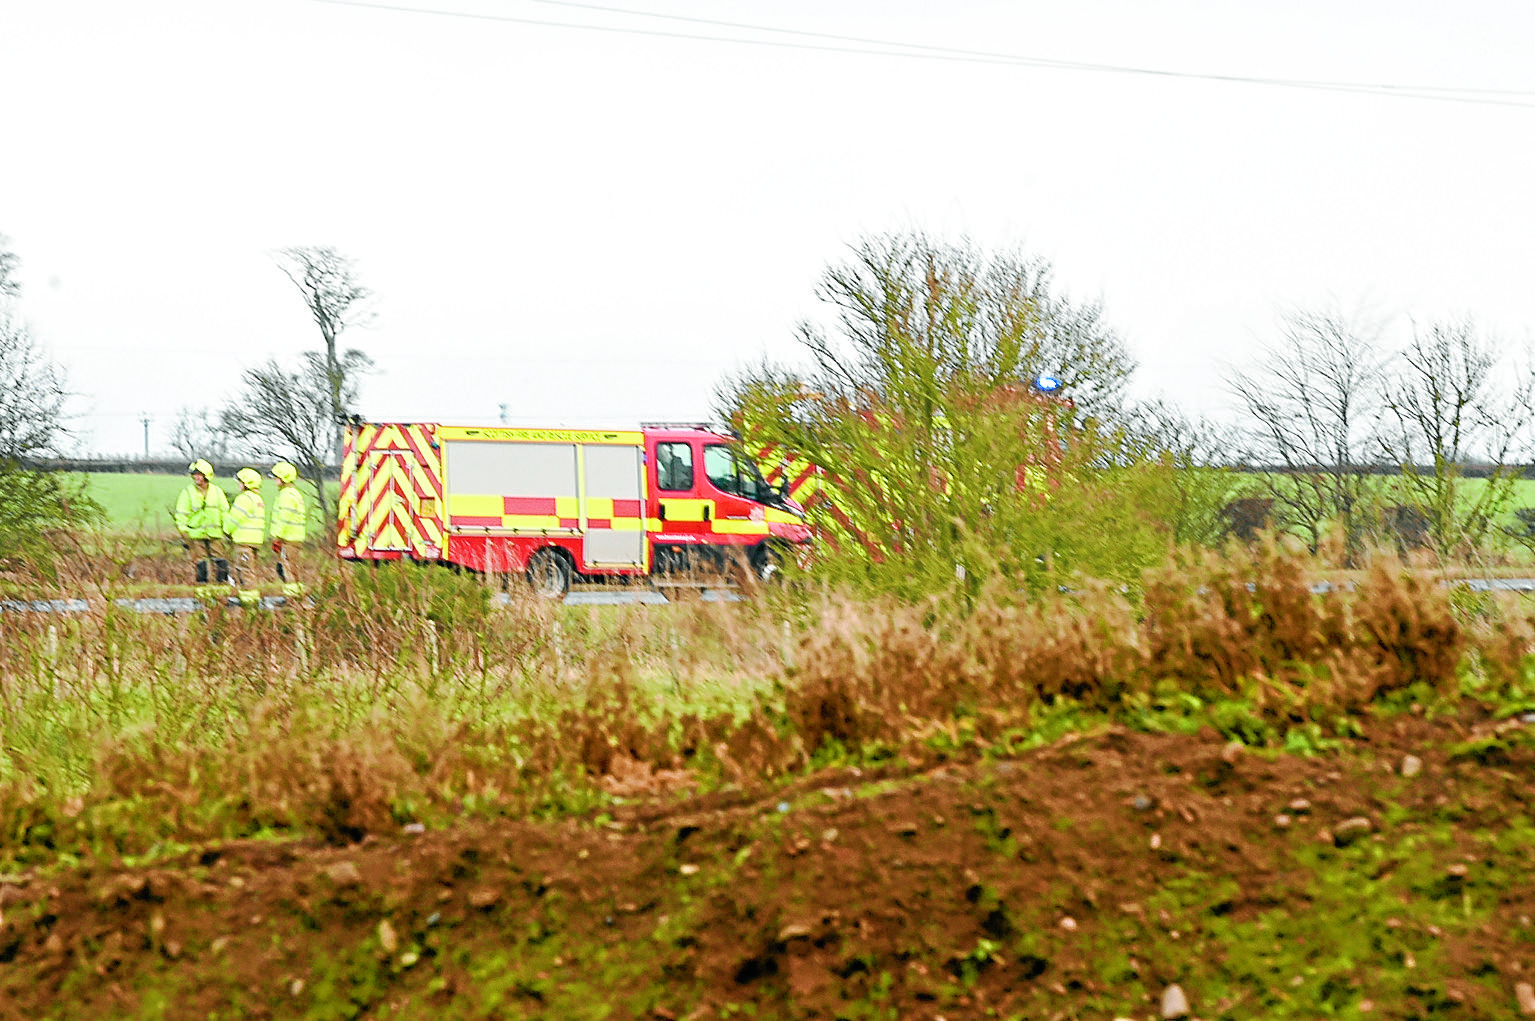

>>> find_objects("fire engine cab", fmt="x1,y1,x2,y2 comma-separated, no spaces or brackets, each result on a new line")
336,421,810,597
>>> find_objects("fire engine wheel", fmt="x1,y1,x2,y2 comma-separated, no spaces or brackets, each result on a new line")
750,544,783,583
526,548,572,600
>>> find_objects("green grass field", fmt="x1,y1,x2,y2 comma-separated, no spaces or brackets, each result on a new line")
1247,474,1535,556
80,471,331,536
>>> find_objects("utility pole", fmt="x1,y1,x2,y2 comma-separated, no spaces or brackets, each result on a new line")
140,413,152,460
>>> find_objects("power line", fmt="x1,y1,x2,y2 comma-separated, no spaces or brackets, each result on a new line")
313,0,1535,108
523,0,1535,100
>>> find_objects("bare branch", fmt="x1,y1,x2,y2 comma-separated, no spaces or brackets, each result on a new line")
0,308,68,460
1380,315,1522,555
0,233,20,299
220,352,366,509
168,406,234,464
1223,303,1388,559
273,246,375,463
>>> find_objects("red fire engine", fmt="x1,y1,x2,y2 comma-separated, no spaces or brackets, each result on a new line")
336,421,811,597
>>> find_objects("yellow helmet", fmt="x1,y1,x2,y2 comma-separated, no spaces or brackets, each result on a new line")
236,467,262,490
270,461,298,484
189,459,214,477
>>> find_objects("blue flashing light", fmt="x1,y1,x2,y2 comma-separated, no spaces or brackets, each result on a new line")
1033,372,1063,393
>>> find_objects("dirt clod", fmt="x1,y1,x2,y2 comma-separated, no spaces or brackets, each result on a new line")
324,861,363,888
467,886,500,909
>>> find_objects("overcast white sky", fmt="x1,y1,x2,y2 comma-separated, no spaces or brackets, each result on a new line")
4,0,1534,456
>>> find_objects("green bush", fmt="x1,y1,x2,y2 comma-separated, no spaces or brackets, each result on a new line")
0,464,101,578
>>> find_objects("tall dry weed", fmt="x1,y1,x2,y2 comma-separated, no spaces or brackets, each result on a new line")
785,596,952,750
958,581,1143,706
1139,544,1467,715
1348,557,1465,698
1141,543,1326,696
1464,595,1535,691
785,582,1145,754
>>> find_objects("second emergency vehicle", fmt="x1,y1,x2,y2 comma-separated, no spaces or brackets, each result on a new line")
740,375,1072,560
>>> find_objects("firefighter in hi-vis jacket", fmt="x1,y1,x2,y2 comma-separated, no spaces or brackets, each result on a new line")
224,467,266,607
268,460,308,597
174,459,229,590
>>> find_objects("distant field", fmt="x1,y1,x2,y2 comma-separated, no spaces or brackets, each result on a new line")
77,470,1535,541
1396,475,1535,518
80,472,330,535
1238,474,1535,534
1475,476,1535,526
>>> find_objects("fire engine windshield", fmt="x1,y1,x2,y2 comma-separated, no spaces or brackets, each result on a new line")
703,443,779,505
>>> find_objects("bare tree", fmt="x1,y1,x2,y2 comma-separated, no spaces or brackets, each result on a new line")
274,246,374,463
220,351,369,511
0,238,98,570
0,309,67,462
0,237,70,461
168,406,233,464
1225,305,1388,561
0,232,19,298
793,233,1135,422
1116,397,1252,546
717,233,1163,595
1380,316,1527,556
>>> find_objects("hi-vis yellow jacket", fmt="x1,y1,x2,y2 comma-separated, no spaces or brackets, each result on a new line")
271,485,307,542
174,483,229,540
225,490,266,546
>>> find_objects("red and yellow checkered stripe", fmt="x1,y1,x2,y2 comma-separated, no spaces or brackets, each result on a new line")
446,495,645,533
747,440,889,558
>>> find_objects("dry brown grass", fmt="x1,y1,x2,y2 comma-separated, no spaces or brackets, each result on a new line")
0,541,1530,866
783,540,1500,753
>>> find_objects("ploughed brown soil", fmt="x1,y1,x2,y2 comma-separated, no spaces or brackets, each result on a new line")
2,710,1533,1020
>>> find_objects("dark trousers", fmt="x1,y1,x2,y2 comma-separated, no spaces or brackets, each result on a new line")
186,537,228,583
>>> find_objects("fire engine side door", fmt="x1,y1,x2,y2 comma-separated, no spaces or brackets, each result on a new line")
580,441,646,569
652,440,713,529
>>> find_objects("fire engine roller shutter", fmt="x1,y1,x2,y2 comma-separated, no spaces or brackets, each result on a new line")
581,443,645,567
444,440,580,532
447,441,575,497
